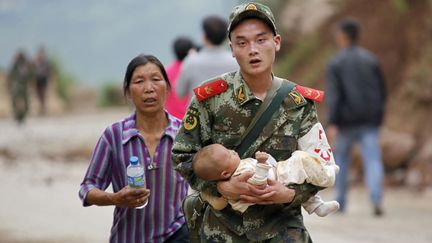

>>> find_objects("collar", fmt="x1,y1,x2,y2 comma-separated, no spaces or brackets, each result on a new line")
121,111,179,145
201,45,227,53
232,72,275,106
232,71,255,106
344,44,358,51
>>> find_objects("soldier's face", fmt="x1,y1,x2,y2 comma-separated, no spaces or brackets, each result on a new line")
230,18,281,77
127,63,168,115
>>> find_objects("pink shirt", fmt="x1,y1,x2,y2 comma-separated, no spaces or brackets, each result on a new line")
165,60,189,119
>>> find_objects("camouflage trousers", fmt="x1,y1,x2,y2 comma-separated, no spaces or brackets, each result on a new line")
12,92,29,123
199,206,313,243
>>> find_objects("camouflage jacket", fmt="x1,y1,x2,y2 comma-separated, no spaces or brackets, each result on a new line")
172,71,321,241
8,59,32,95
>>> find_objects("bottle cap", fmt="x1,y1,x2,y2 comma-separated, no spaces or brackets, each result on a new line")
129,156,139,165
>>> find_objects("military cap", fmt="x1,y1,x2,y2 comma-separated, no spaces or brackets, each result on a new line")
228,2,277,39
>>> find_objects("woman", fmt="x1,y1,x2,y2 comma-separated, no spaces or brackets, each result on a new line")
79,54,189,242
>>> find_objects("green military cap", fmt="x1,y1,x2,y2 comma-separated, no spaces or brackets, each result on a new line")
228,2,277,39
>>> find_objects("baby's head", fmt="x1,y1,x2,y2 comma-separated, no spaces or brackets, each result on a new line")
192,143,241,181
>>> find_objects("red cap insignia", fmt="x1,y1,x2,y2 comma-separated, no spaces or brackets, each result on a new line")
294,85,325,102
193,79,228,102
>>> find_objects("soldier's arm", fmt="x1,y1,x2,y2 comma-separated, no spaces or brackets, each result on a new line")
171,98,219,196
285,100,323,208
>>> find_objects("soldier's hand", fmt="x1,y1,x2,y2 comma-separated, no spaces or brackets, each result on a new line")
240,179,295,205
217,171,256,200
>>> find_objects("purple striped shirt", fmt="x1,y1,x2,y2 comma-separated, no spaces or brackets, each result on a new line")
79,112,188,243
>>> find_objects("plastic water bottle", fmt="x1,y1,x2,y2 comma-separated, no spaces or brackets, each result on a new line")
127,156,147,209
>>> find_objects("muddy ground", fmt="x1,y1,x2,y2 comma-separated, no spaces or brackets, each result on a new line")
0,108,431,243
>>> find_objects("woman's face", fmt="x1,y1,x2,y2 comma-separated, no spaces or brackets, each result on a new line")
127,63,168,115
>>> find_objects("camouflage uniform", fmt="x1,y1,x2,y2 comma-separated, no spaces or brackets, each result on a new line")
8,54,32,124
172,71,321,242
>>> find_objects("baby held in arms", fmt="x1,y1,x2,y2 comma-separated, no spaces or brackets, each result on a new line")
192,144,339,216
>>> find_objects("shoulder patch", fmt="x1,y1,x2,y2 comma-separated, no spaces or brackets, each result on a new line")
183,107,199,131
294,85,325,102
193,79,228,102
287,89,307,106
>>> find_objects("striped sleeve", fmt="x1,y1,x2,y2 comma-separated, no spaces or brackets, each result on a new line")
78,127,114,206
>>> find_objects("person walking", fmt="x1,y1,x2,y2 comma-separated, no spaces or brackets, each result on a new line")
34,46,52,116
175,15,238,100
79,54,190,242
165,36,196,119
325,17,387,216
172,2,335,242
7,49,33,125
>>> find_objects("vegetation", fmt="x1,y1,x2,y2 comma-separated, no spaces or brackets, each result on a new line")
392,0,410,14
275,34,322,79
50,57,75,107
98,82,126,107
405,46,432,105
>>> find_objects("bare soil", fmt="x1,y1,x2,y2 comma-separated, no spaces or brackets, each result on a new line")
0,108,431,242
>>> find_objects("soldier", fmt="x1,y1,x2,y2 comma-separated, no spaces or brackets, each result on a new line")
172,2,334,242
7,50,33,124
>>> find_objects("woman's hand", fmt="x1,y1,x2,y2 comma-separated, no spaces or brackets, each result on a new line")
110,185,150,208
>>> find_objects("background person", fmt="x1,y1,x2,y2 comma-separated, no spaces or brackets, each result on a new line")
79,54,189,242
165,36,196,119
175,15,238,100
326,17,387,216
33,45,52,115
7,49,33,125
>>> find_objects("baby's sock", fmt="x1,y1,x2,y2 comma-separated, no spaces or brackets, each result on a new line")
314,201,339,217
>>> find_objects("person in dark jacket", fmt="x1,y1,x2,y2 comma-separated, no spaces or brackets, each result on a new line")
325,17,386,216
34,46,52,116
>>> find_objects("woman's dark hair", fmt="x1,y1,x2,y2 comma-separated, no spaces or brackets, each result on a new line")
123,54,170,97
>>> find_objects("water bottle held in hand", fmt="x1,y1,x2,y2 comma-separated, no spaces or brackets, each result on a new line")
127,156,145,188
127,156,147,209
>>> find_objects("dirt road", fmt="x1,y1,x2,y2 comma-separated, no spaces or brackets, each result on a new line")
0,108,431,242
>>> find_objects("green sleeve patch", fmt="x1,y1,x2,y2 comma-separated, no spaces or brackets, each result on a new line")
285,90,307,110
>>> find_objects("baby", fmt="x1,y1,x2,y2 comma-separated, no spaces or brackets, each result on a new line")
192,143,339,216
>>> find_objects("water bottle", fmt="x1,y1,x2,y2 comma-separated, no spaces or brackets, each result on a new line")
127,156,147,209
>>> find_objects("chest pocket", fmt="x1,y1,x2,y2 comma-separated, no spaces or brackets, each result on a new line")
211,124,242,149
258,119,299,161
211,132,241,149
266,135,297,161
